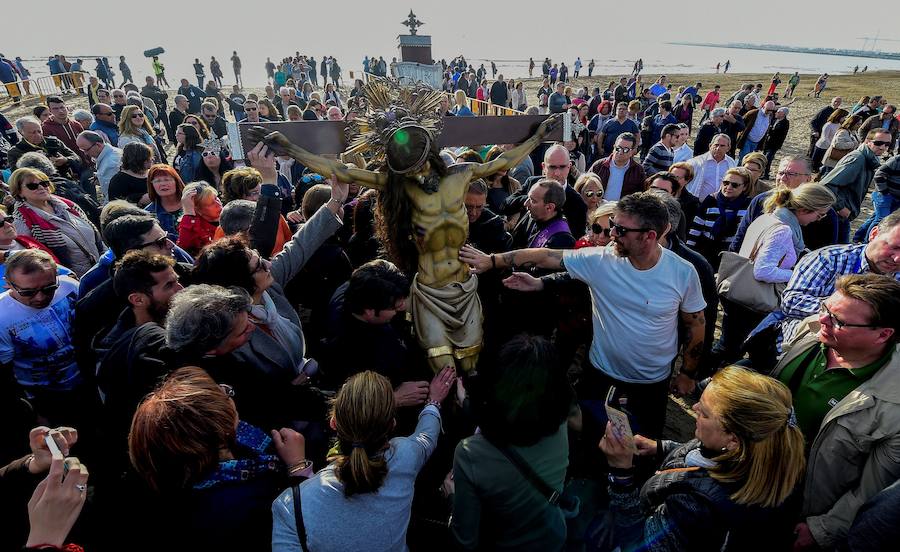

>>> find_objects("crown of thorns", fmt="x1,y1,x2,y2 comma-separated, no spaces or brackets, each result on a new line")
344,79,444,173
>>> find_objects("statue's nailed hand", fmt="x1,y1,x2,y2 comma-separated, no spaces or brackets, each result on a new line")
247,126,291,155
537,114,562,138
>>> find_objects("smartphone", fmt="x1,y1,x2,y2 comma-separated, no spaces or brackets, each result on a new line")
605,386,633,441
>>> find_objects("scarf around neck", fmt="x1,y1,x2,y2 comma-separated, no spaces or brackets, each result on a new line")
772,206,805,254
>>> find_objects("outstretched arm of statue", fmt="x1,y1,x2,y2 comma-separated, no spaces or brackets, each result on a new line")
471,114,561,179
248,127,387,189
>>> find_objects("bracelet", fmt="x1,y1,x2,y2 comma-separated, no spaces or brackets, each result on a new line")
288,460,312,474
425,398,442,410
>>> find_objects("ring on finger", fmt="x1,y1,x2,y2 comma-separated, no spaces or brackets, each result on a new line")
75,484,87,493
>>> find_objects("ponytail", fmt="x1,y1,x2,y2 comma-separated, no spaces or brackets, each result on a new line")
330,371,396,497
763,186,793,213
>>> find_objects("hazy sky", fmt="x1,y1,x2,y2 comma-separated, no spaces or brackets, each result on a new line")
6,0,899,84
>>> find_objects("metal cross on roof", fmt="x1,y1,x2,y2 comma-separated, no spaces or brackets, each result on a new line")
402,10,424,35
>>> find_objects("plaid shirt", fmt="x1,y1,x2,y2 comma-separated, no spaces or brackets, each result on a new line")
780,243,900,341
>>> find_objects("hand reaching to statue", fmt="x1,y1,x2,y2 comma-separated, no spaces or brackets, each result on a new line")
459,245,492,274
503,272,544,292
246,141,278,184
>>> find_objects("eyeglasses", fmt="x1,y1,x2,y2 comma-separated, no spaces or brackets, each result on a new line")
584,190,603,198
591,223,612,237
251,253,269,274
137,235,169,250
547,164,570,171
2,215,14,224
245,106,258,111
777,170,811,178
218,383,235,398
819,303,880,330
9,279,59,298
872,140,891,147
25,181,51,191
613,146,632,153
721,179,745,189
609,218,651,235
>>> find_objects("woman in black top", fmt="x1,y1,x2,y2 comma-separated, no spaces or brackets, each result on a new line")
108,142,153,205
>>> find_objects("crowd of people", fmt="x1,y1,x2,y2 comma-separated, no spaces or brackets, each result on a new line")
0,49,900,552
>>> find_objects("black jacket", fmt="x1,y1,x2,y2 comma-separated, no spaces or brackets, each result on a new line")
168,109,186,142
511,213,576,254
468,207,512,254
760,118,789,152
669,236,718,369
508,176,589,240
693,122,722,156
7,136,81,178
810,105,836,134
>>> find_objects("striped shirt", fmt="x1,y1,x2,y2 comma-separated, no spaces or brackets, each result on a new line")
780,243,900,341
642,142,674,176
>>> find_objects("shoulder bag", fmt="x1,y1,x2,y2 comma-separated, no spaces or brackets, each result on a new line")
716,217,786,313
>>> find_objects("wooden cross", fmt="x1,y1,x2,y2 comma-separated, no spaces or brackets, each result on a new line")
226,115,568,160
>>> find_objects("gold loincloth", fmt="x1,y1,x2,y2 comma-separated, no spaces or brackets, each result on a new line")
410,274,483,360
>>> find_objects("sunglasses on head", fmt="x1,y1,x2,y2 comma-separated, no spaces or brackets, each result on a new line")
10,280,59,298
591,223,612,237
25,181,51,191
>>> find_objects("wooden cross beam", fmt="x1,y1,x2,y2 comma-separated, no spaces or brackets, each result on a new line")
226,115,569,160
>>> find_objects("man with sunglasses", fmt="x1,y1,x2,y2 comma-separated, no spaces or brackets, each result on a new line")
596,102,640,159
857,103,898,154
88,103,120,146
588,133,646,201
0,250,84,424
771,274,900,552
461,192,707,439
509,145,588,239
820,129,892,243
201,102,228,139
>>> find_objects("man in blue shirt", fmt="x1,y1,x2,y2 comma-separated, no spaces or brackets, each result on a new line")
597,102,640,158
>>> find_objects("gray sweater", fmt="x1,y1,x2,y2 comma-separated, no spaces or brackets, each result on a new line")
271,405,441,552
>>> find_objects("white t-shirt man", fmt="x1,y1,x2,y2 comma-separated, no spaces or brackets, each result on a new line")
563,245,706,383
0,276,81,397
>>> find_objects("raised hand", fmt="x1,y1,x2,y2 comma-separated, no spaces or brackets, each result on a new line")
427,365,457,405
459,244,492,274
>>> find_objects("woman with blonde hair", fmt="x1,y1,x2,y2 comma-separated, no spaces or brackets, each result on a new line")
452,89,475,117
741,151,769,196
601,365,805,551
117,104,161,162
574,172,605,212
272,367,456,551
714,183,836,365
9,168,103,276
575,202,616,248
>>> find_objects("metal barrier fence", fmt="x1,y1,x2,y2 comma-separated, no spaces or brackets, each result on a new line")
362,72,525,117
1,71,90,103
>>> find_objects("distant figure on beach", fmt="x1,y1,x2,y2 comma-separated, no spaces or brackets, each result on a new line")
767,73,781,99
528,57,535,77
193,58,205,89
210,57,223,88
724,60,731,73
152,55,169,88
491,61,497,79
119,56,133,84
231,51,242,87
853,65,859,75
632,58,643,76
808,74,828,98
862,65,868,73
588,59,595,77
716,62,721,73
573,57,582,79
785,72,800,98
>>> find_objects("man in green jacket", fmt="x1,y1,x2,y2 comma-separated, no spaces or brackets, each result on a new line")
820,129,891,242
771,273,900,551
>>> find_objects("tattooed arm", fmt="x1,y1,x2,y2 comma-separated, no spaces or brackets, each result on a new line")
672,310,705,396
459,244,565,274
